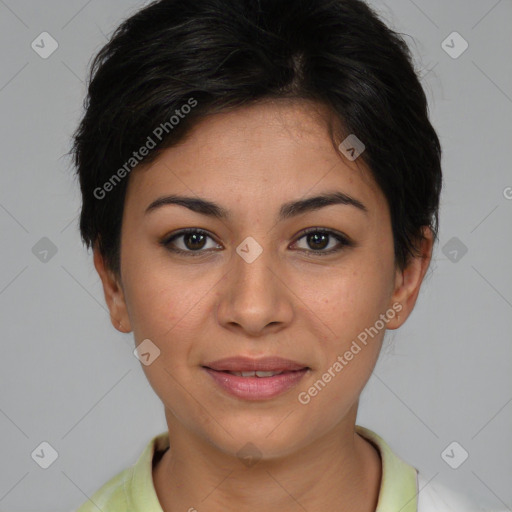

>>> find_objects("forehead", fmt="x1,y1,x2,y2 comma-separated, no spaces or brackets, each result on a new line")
124,99,388,223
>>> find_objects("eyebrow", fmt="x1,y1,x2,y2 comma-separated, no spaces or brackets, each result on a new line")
144,191,368,221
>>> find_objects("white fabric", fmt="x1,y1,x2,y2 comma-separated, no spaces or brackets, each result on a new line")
417,473,507,512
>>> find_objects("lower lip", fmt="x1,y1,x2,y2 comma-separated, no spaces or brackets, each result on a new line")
203,367,309,400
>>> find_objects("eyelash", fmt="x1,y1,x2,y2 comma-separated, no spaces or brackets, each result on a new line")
160,227,353,258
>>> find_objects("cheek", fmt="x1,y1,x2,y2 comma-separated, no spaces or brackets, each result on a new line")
300,259,393,340
119,232,217,341
295,273,386,427
124,272,205,343
295,253,393,397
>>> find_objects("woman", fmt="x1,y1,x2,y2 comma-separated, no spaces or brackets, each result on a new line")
70,0,499,510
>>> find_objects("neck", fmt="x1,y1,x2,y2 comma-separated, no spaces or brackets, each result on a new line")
153,406,382,512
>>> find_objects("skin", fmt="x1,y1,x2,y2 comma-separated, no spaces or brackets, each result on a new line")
94,98,433,512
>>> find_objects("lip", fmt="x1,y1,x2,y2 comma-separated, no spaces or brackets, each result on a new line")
203,367,309,400
203,356,307,372
202,356,310,401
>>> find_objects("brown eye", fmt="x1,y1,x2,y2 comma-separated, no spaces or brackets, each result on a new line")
161,229,221,256
181,232,207,250
293,228,353,256
305,232,330,250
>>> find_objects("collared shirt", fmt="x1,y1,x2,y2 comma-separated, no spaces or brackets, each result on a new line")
74,425,489,512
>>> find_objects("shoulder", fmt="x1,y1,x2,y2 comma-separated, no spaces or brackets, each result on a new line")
417,474,505,512
70,431,169,512
72,466,133,512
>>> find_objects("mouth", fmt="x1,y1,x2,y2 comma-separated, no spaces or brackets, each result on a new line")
203,355,308,372
216,370,290,377
202,356,310,400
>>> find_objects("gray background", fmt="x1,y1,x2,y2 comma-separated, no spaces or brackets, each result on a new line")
0,0,511,511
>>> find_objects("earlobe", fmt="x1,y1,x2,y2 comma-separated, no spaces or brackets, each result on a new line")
93,246,132,333
112,295,132,333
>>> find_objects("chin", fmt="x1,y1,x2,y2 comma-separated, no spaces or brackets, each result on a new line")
201,410,313,461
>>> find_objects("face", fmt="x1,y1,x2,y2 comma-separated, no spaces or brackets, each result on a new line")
95,99,432,460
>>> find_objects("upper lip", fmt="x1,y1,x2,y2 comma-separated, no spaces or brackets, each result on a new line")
203,356,308,372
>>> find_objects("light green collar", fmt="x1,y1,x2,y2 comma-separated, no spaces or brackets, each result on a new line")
128,426,418,512
356,425,418,512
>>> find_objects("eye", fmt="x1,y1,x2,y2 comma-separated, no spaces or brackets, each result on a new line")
161,227,353,257
161,228,221,257
291,228,353,256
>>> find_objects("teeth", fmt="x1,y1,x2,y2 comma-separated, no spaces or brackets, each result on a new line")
228,370,284,377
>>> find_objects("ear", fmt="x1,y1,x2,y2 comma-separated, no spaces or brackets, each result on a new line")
386,227,434,330
93,245,132,333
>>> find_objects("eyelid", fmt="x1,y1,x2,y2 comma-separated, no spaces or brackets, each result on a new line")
293,226,352,244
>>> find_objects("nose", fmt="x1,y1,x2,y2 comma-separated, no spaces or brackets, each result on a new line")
215,238,294,337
